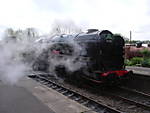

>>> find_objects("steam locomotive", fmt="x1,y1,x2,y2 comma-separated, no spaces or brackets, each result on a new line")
33,29,132,84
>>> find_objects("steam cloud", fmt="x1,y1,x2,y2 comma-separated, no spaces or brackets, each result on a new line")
47,37,86,74
0,34,41,85
0,41,28,84
0,31,86,85
0,20,85,85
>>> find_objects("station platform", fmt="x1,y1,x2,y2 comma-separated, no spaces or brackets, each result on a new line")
126,66,150,76
0,77,93,113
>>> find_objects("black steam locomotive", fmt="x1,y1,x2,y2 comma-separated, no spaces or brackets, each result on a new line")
33,29,132,83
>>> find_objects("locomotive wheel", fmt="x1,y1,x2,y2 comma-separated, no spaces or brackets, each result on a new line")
67,71,85,87
32,61,48,71
39,62,48,71
32,62,40,71
55,65,68,78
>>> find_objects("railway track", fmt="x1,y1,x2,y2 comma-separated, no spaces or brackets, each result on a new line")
124,73,150,95
28,74,122,113
28,72,150,113
102,86,150,111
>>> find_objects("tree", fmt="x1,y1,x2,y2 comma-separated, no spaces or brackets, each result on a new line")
50,19,82,35
3,28,39,42
23,28,39,42
4,28,17,42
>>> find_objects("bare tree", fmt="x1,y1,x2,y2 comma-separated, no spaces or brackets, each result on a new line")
4,28,17,42
23,28,39,42
50,19,82,35
3,28,39,42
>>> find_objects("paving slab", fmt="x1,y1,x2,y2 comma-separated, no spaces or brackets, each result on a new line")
0,76,95,113
18,77,95,113
0,82,54,113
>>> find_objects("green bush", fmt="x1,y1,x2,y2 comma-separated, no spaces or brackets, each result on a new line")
125,59,132,66
140,48,150,58
141,58,150,67
125,49,150,67
125,57,143,66
139,49,150,67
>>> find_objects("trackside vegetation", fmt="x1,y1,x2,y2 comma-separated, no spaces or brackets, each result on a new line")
125,48,150,67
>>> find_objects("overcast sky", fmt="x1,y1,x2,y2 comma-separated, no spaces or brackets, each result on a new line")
0,0,150,40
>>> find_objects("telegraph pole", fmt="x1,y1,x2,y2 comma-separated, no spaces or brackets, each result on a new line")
130,31,132,44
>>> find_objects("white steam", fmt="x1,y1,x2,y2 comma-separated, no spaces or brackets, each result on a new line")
0,41,28,84
0,33,87,84
0,24,85,84
0,33,41,85
47,38,86,74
